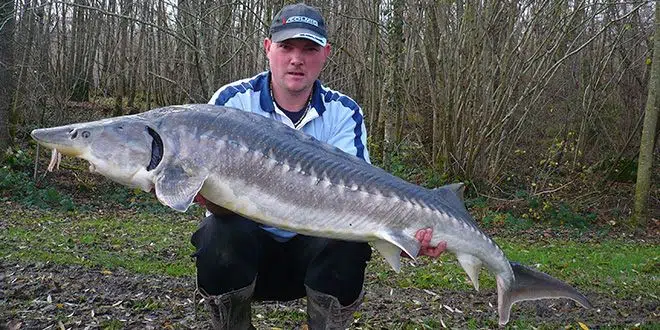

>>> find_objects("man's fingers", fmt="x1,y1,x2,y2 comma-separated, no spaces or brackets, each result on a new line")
426,248,442,258
413,228,448,258
415,229,425,242
423,228,433,243
430,241,447,257
194,193,207,205
415,228,432,244
419,241,447,258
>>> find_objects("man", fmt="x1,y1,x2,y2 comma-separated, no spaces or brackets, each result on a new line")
192,3,446,329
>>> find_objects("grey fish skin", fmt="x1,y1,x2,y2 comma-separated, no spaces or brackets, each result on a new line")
30,104,592,325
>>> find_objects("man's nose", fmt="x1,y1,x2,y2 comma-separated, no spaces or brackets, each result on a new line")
290,49,304,65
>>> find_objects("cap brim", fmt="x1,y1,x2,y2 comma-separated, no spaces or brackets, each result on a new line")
271,28,327,46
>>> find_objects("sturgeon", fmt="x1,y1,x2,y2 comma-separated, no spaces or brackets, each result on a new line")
31,104,592,325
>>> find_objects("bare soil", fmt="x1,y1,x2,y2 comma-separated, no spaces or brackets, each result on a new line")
2,260,657,329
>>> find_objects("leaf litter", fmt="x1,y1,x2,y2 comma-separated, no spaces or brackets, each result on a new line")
2,260,656,329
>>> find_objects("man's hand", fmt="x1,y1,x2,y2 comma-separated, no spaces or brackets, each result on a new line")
194,193,236,216
402,228,447,258
193,193,206,206
416,228,447,257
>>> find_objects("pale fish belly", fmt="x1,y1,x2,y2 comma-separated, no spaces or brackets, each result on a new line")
199,169,410,243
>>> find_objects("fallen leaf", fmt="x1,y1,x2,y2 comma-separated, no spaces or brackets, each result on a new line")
578,322,589,330
423,289,438,296
7,320,22,330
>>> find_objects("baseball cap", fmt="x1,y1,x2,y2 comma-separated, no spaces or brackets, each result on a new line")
269,3,327,47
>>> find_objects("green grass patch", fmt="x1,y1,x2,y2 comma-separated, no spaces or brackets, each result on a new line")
129,297,166,312
0,166,75,211
2,146,175,213
100,319,124,330
1,209,199,277
261,309,307,323
3,204,657,300
368,238,658,299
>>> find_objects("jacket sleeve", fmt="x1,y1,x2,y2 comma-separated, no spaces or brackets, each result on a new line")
208,85,249,110
325,107,371,164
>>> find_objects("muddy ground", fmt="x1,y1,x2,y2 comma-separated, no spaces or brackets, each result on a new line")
1,259,656,329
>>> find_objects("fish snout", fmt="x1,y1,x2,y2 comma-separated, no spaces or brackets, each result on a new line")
30,128,45,141
30,125,87,157
31,125,91,143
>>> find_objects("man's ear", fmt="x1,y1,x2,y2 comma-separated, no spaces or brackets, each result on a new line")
264,38,272,55
323,43,331,57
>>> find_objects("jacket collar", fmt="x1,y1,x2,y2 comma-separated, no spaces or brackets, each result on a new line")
260,72,326,115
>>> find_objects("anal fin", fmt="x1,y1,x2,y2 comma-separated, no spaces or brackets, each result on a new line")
372,231,421,273
457,253,482,291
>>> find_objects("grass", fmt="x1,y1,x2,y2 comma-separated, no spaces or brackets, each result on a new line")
1,207,200,277
3,204,657,300
368,239,658,299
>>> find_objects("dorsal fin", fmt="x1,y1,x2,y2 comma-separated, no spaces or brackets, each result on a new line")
433,183,466,202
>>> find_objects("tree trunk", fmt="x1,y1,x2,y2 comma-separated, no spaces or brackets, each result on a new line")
0,0,15,151
380,0,404,170
632,3,660,228
70,0,90,102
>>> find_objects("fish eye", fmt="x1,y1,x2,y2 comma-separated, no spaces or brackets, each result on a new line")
82,131,90,138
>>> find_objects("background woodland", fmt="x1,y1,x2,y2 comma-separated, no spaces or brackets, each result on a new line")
0,0,658,226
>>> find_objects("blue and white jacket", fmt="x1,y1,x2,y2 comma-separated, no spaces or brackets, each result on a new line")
208,71,371,240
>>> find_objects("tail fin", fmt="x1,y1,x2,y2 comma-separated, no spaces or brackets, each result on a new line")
496,262,593,325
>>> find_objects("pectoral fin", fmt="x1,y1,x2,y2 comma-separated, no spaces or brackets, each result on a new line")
155,165,207,212
373,240,402,272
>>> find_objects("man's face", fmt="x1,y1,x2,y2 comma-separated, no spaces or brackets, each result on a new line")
265,38,331,96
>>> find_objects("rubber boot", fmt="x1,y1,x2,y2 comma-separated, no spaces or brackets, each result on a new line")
305,285,364,330
199,278,256,330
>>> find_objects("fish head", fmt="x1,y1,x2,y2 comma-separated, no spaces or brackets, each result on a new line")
31,116,161,192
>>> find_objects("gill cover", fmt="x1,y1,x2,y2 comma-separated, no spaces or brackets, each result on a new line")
146,127,163,171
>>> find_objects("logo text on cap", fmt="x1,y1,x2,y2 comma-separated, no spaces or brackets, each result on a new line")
285,16,319,27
